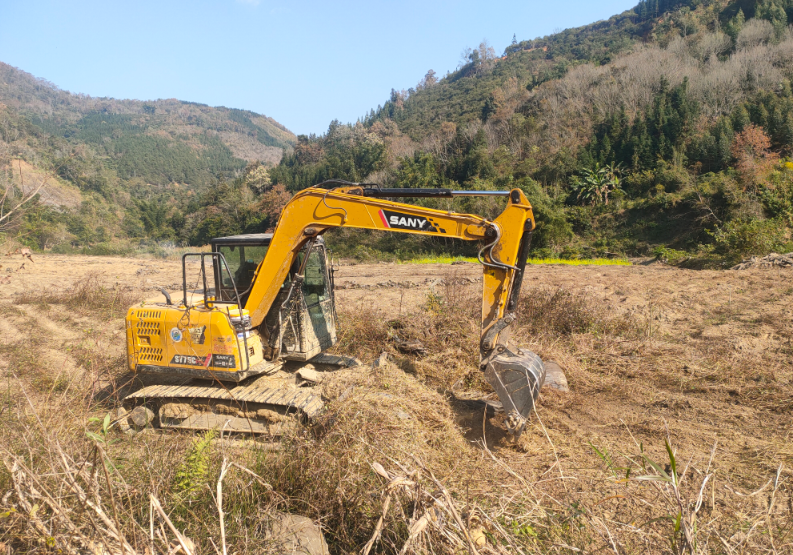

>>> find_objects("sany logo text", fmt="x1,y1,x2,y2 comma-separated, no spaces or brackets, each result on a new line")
390,215,427,228
378,209,438,233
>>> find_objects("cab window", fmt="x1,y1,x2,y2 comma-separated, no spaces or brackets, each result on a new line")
217,245,269,300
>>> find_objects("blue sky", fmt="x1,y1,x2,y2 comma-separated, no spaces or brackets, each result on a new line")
0,0,637,136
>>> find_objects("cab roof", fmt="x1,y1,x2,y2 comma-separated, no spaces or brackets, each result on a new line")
210,233,325,247
211,233,273,247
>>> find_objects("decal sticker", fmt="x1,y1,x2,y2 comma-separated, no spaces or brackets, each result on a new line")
212,335,237,354
172,354,201,365
211,354,236,368
378,209,442,233
169,328,183,343
170,354,236,369
188,325,206,345
212,337,234,354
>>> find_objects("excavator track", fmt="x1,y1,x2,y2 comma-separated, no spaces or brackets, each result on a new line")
121,355,361,436
124,379,324,435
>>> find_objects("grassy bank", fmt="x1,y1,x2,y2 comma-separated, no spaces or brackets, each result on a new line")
400,254,631,266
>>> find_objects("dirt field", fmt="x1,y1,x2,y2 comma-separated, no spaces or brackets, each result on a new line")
1,252,791,553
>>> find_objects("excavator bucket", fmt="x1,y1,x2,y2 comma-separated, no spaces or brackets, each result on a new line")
483,347,545,440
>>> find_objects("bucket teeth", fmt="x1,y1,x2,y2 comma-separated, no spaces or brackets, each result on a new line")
483,347,545,440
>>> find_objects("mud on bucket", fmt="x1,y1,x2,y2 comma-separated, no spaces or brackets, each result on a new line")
483,347,545,440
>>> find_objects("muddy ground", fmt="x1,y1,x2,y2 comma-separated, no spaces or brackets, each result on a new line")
1,252,791,552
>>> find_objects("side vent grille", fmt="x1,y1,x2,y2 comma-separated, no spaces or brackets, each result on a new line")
139,347,164,363
136,310,162,320
136,319,162,335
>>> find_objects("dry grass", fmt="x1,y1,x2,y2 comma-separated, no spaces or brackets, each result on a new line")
516,286,638,338
255,363,478,550
0,269,791,554
332,274,481,391
327,274,792,553
15,274,138,320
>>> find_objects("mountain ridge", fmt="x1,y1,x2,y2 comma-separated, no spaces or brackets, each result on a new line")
0,61,296,172
0,61,297,251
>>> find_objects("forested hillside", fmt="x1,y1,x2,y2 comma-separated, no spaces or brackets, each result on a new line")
268,0,793,265
0,62,295,253
3,0,793,266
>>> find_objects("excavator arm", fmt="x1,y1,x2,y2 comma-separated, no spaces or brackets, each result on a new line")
245,184,546,437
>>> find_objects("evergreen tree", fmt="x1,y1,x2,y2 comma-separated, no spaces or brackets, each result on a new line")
725,9,745,40
732,105,750,132
757,0,788,35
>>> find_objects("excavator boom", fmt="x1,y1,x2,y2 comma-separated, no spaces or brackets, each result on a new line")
244,185,545,436
248,186,526,333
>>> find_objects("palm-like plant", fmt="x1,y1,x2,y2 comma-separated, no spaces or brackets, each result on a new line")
572,162,623,205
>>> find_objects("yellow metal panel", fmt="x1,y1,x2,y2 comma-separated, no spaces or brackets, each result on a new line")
126,300,265,375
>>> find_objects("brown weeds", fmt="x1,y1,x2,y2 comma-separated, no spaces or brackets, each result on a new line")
16,274,137,320
333,276,481,391
517,286,637,338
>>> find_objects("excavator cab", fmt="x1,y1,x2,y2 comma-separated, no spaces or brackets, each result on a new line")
211,234,338,362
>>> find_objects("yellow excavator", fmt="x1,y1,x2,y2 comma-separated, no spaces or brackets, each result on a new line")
122,182,545,438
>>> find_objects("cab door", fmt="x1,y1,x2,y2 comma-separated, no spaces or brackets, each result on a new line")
298,244,337,357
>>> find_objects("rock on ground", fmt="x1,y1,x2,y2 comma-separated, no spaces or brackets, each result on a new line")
128,406,155,429
544,361,570,393
266,513,329,555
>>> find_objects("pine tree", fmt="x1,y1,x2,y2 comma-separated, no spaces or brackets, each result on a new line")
726,9,745,40
781,113,793,150
732,105,750,133
753,103,770,130
757,1,788,35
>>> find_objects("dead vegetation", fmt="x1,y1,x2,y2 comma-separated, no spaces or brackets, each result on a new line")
730,251,793,270
0,265,791,554
15,273,137,320
516,286,638,338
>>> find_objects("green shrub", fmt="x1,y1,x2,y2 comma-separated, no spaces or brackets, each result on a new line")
174,430,216,502
50,241,135,256
762,164,793,225
709,218,790,262
653,246,689,264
